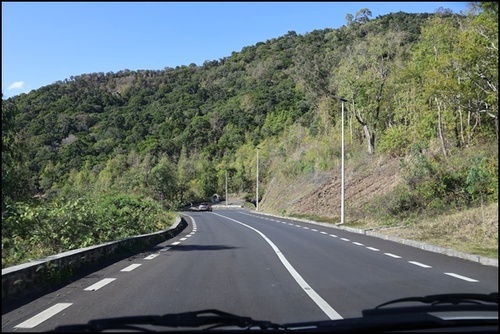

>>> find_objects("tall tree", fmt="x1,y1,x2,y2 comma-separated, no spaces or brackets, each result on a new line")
337,29,407,154
148,157,178,208
2,97,34,206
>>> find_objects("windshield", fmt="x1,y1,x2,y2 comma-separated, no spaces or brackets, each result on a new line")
2,1,497,333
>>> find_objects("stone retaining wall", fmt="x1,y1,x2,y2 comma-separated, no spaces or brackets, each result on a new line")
2,216,187,302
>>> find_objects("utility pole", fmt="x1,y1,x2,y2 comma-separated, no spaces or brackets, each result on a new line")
225,170,228,207
340,99,345,225
256,148,260,211
330,95,348,225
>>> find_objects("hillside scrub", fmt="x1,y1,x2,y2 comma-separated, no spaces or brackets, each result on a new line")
2,4,498,266
261,141,498,259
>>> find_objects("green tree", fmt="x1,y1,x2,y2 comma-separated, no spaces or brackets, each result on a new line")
2,97,34,206
337,29,407,154
148,157,178,208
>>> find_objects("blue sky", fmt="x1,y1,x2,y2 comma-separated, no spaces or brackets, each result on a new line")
2,1,469,99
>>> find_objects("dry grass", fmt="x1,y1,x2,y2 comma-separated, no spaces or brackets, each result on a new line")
260,148,498,259
376,203,498,258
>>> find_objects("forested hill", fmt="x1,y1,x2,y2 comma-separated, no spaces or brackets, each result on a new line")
3,6,498,213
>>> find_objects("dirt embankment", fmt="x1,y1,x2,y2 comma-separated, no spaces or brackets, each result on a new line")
261,155,402,222
259,155,498,259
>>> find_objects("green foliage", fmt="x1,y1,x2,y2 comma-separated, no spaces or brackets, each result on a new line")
384,143,498,218
148,157,179,208
378,125,412,157
2,98,35,207
2,9,498,267
2,193,175,268
466,156,498,203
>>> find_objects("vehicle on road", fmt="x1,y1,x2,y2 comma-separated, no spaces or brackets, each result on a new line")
51,292,498,332
198,202,212,212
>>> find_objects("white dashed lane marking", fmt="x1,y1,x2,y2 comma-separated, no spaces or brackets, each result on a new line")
121,264,142,272
14,216,200,329
84,278,116,291
14,303,73,329
445,273,479,282
408,261,432,268
240,212,481,284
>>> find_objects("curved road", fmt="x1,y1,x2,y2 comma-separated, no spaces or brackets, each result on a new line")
2,209,497,331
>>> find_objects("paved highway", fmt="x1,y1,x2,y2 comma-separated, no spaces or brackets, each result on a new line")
2,209,497,331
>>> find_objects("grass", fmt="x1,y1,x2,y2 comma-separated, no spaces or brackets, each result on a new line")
284,203,498,259
355,203,498,259
288,213,339,225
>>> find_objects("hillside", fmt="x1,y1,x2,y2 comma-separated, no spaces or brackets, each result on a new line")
260,150,498,258
2,5,498,267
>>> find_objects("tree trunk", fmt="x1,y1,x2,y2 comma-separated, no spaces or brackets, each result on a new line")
436,97,448,157
360,125,375,154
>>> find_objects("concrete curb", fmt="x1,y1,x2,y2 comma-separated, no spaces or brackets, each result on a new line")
253,211,498,267
2,216,187,302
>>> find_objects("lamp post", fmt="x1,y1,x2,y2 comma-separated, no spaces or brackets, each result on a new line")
225,170,228,207
330,95,348,225
256,147,260,211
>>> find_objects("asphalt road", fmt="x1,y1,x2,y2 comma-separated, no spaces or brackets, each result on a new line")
2,209,498,331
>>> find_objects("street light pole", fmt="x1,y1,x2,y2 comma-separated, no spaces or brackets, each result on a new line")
225,170,228,207
256,148,260,211
330,95,348,225
340,99,345,225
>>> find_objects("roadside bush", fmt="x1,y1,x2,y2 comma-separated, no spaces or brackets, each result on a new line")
2,192,175,268
378,144,498,219
378,125,412,157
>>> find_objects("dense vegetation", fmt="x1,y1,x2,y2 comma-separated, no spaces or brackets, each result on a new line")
2,3,498,267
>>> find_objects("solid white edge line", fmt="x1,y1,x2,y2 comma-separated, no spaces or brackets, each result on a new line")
14,303,73,328
444,272,479,282
213,212,343,320
84,278,116,291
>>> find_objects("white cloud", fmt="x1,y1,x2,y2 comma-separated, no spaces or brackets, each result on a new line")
8,81,24,90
